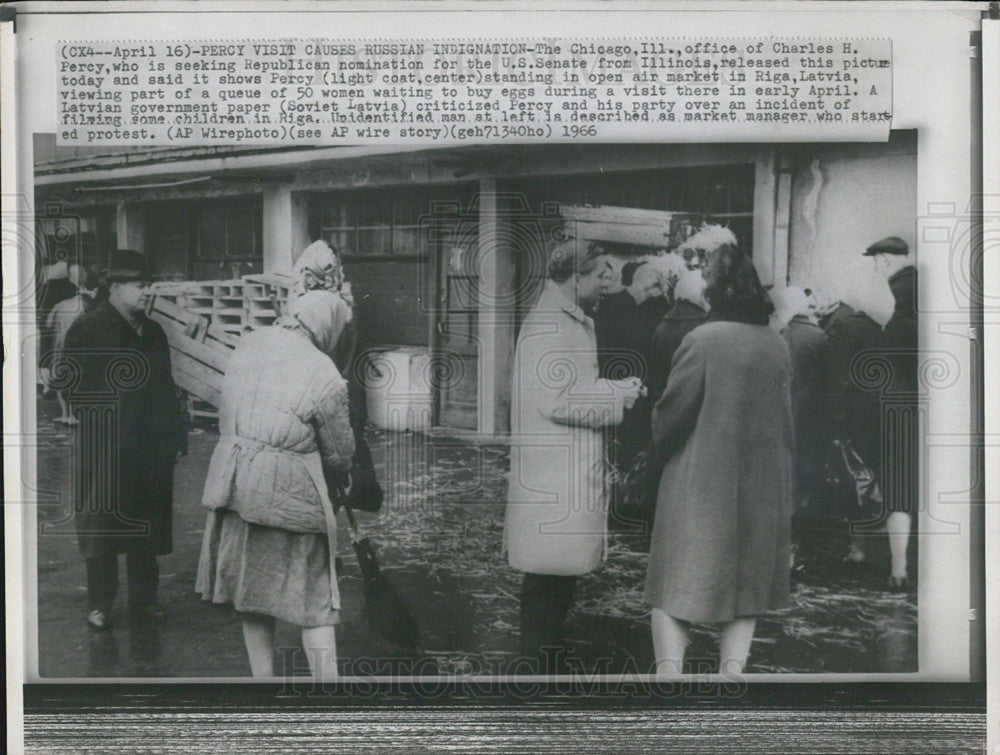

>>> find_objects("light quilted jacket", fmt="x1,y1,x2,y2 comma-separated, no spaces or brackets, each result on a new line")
201,326,355,533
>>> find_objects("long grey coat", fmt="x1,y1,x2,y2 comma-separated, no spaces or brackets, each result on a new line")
504,283,627,575
644,320,794,623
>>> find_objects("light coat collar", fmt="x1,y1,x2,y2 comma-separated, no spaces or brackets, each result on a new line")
540,281,592,328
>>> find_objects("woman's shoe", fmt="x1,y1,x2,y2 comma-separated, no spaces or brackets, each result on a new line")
87,609,110,631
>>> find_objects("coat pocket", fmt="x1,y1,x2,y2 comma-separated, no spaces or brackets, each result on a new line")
201,439,240,510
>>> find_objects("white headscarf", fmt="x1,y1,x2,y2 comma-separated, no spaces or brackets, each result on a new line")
280,290,352,357
292,240,342,294
677,224,738,253
770,285,812,325
673,268,708,307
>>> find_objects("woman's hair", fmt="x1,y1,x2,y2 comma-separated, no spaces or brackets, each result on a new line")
547,240,605,284
702,244,775,321
620,260,643,287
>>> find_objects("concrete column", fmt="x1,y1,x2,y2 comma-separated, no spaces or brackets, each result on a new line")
476,178,516,436
115,201,145,252
262,184,310,275
772,150,793,287
751,149,777,285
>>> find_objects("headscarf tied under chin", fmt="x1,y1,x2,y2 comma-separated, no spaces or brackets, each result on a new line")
293,240,342,293
279,290,352,358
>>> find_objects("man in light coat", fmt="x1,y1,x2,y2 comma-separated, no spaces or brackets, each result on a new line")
504,240,643,671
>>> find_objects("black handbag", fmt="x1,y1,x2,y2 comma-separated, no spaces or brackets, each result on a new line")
834,438,883,516
332,490,421,650
343,433,383,513
609,448,658,530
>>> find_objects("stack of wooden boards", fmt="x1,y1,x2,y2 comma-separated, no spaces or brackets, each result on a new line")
560,204,700,249
147,272,294,417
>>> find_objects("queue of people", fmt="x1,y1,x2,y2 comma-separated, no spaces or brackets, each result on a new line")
56,228,916,677
507,227,918,675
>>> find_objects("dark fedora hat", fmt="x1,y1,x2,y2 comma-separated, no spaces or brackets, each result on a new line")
103,249,153,282
863,236,909,256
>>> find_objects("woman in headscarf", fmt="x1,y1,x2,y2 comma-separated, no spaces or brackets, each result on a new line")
196,291,355,679
291,240,379,513
645,244,793,675
292,240,347,297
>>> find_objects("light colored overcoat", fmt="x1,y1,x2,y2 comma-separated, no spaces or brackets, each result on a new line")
504,283,627,575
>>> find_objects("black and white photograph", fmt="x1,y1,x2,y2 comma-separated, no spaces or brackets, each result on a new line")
4,2,995,752
29,134,923,679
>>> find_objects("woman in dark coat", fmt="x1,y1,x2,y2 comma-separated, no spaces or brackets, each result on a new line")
595,260,666,516
648,268,708,404
63,250,186,630
868,238,919,590
645,245,793,674
776,290,830,511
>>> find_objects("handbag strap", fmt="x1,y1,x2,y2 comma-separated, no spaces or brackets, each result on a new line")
331,485,360,539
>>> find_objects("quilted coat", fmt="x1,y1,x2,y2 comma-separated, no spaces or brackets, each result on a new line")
200,325,355,533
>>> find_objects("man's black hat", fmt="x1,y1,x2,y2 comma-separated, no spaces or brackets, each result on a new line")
103,249,153,282
863,236,909,256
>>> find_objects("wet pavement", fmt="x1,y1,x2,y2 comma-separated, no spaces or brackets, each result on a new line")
34,396,916,678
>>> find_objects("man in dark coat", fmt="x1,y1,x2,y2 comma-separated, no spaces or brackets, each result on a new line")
865,235,918,590
595,260,647,381
64,249,186,629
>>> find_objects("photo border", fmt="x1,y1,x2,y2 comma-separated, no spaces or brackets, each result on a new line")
5,2,995,751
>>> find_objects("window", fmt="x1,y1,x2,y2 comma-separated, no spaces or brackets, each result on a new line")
314,191,430,258
194,198,263,279
505,164,757,323
35,205,115,274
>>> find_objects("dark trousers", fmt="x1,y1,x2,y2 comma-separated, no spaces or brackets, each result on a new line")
86,550,159,612
520,573,576,671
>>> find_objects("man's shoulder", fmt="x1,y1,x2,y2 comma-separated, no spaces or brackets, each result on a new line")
65,305,108,341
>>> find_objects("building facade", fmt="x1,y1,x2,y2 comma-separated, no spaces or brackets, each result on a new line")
34,132,917,436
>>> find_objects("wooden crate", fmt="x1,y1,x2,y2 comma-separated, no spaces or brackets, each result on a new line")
561,205,700,248
243,272,293,326
147,274,296,415
147,294,238,407
187,397,219,423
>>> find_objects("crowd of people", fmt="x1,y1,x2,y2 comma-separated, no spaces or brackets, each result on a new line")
505,227,918,675
48,224,917,678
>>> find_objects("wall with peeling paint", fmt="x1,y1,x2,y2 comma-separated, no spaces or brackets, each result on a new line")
787,131,918,326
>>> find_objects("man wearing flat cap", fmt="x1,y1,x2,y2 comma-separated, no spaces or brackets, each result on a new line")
64,249,187,629
865,235,917,591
